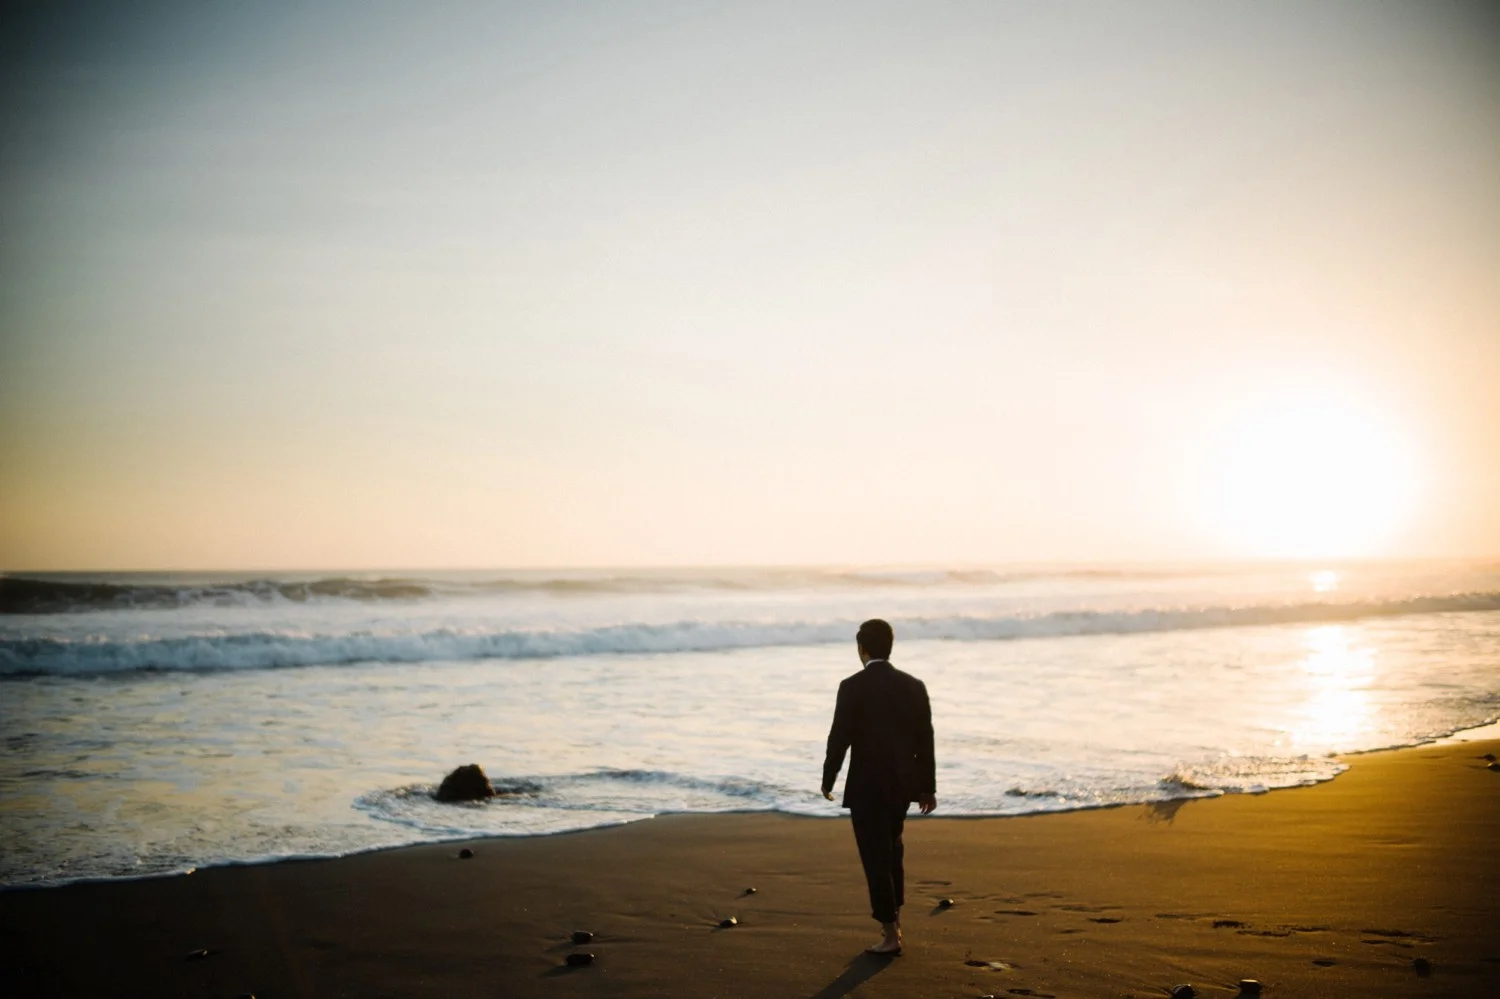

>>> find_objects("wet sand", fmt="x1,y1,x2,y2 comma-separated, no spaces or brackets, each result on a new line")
3,738,1497,998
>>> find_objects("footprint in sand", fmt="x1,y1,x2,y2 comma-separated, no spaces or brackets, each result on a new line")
1361,927,1435,944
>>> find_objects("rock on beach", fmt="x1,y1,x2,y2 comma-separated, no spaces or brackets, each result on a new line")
434,764,495,802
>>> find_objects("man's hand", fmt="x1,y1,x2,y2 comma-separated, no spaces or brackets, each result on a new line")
918,794,937,815
821,787,834,801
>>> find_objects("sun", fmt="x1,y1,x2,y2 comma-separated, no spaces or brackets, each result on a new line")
1207,391,1421,559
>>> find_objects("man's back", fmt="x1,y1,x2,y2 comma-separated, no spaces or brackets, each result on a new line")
822,660,935,809
822,620,935,953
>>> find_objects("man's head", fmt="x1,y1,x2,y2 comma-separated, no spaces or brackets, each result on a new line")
856,618,894,662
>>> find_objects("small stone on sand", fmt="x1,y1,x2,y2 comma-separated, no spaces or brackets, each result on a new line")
565,952,594,967
458,848,474,859
1169,985,1195,999
938,897,955,909
743,887,757,895
719,916,738,928
1237,981,1262,995
1487,762,1500,772
571,930,593,944
1482,753,1496,761
1413,957,1432,976
184,948,210,961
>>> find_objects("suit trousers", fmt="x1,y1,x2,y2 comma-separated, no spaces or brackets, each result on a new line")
849,801,909,924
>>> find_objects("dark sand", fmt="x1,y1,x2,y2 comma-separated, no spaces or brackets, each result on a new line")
3,738,1497,998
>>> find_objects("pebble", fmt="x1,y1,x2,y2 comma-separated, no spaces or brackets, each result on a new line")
565,952,595,967
184,948,210,961
1487,762,1500,772
743,887,757,895
938,897,955,909
1413,957,1432,976
1170,986,1196,999
719,916,738,928
1482,753,1496,762
458,848,474,859
1237,981,1262,995
571,930,594,944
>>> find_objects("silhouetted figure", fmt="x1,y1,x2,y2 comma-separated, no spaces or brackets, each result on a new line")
821,619,936,955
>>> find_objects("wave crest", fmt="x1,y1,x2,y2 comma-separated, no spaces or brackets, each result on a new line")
0,576,439,613
0,565,1282,614
3,591,1497,676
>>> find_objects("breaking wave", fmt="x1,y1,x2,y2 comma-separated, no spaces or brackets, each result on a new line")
0,565,1265,614
1,575,442,613
3,591,1497,676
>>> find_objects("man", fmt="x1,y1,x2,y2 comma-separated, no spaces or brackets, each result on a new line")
821,618,936,956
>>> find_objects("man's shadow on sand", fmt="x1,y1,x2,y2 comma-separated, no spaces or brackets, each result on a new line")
808,951,895,999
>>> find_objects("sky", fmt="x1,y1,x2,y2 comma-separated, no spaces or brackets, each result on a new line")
2,1,1498,570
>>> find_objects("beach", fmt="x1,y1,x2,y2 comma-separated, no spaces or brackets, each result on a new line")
6,2,1500,994
4,735,1495,998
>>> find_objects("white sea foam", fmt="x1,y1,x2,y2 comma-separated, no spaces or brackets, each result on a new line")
3,591,1498,676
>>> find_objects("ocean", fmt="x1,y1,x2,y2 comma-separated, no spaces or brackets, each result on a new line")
2,561,1497,889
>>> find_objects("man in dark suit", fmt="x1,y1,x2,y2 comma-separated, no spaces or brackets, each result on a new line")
821,618,936,955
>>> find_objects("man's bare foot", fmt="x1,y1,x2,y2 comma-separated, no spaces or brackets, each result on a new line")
865,922,902,955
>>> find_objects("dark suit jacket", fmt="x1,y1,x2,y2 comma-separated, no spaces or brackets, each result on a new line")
821,660,935,809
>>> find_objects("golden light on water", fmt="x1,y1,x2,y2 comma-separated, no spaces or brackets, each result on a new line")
1210,394,1421,559
1291,625,1375,749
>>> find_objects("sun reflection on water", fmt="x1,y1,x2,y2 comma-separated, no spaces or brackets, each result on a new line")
1291,625,1375,750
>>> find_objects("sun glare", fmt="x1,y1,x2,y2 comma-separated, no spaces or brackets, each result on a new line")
1209,393,1420,558
1310,569,1339,592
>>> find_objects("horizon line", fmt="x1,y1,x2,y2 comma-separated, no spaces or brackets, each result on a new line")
4,555,1499,577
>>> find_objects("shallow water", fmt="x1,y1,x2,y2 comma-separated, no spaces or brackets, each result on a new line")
1,561,1497,887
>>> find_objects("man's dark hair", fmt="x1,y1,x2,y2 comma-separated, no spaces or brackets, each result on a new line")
856,618,894,660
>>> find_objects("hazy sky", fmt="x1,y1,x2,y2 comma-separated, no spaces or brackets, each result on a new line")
3,1,1498,569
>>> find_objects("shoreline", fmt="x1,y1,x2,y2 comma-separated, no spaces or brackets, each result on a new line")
4,736,1497,997
6,718,1497,896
